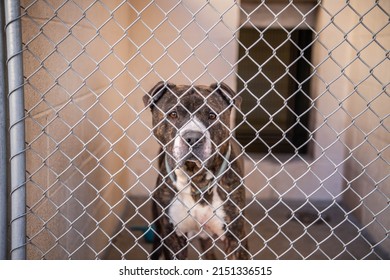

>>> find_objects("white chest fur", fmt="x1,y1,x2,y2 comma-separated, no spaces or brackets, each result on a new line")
167,169,226,240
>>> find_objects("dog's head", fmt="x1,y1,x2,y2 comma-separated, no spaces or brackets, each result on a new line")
143,81,241,171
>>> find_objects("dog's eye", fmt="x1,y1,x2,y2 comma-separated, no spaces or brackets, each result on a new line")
168,111,178,119
209,112,217,120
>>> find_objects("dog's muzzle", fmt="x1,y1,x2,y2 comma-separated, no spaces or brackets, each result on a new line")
165,144,231,194
172,117,212,166
182,131,204,147
175,131,209,167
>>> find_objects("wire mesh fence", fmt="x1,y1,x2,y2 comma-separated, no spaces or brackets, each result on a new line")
8,0,389,259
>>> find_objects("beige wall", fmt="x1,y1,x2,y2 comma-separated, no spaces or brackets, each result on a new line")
336,0,389,253
23,0,240,258
22,0,388,258
308,0,389,253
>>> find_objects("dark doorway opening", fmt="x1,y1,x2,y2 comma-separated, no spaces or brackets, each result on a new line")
236,28,313,154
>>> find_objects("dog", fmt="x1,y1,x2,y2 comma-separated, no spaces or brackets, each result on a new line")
143,81,249,259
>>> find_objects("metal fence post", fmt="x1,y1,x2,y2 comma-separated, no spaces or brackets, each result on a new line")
4,0,26,260
17,0,390,260
0,0,8,261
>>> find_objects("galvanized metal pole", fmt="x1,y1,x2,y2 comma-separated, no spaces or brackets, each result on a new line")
0,0,8,261
4,0,26,260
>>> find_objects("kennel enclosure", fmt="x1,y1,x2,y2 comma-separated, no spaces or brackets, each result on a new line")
0,0,389,259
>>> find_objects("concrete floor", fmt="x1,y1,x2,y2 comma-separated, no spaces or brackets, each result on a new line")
102,198,384,260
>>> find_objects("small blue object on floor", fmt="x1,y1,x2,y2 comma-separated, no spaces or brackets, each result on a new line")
129,225,155,244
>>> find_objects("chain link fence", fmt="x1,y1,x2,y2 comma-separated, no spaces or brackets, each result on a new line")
1,0,388,259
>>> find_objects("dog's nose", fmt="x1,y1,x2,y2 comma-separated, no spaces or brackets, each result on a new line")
183,131,203,146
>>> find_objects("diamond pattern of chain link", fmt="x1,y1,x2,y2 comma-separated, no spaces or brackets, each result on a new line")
20,0,389,259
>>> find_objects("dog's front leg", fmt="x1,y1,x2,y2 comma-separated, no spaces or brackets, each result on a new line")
164,229,188,259
151,203,188,259
223,214,250,260
199,237,217,259
159,218,188,259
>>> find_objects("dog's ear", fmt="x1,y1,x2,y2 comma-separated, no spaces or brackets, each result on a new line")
210,82,242,109
143,81,175,108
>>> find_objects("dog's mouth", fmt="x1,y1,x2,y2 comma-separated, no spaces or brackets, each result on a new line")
185,157,203,169
178,151,204,169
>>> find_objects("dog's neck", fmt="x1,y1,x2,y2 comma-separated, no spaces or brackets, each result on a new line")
165,145,231,194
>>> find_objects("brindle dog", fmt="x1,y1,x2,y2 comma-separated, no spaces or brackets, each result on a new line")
143,82,249,259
